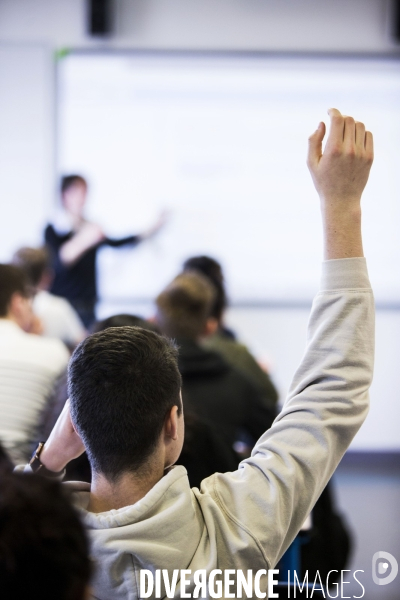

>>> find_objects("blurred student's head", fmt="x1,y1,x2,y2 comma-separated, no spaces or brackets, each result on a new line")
183,256,227,322
61,175,88,217
13,246,52,290
0,473,91,600
68,326,182,481
156,271,216,340
0,264,33,331
91,313,160,335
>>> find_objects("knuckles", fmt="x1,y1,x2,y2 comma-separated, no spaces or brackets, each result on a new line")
345,146,356,158
331,114,344,124
344,116,355,127
327,145,342,158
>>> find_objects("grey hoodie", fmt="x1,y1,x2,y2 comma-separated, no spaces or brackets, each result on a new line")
56,258,376,599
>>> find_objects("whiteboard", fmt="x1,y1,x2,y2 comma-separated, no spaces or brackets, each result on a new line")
58,53,400,304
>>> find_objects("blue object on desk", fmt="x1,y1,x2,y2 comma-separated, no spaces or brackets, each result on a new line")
279,535,302,575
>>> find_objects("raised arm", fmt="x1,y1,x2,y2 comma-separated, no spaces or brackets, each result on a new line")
58,222,106,267
199,109,374,568
307,108,373,259
59,211,168,265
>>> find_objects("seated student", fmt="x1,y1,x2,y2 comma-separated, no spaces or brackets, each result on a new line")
0,472,91,600
50,314,236,487
20,109,374,599
92,315,238,485
183,255,235,339
0,265,69,464
183,255,279,410
13,246,86,348
36,314,158,483
156,270,275,455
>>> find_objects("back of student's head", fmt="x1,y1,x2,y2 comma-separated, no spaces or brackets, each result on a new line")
13,246,50,288
183,255,227,321
0,264,30,317
91,313,160,335
0,472,91,600
68,326,182,480
156,271,216,340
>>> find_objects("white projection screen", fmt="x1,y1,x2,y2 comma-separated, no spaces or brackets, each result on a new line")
58,52,400,307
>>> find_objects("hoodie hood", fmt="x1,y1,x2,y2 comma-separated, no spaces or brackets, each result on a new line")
177,339,230,377
73,467,204,600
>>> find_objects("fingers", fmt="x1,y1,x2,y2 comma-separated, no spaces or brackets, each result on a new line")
344,118,372,158
343,116,355,149
326,108,370,158
325,108,344,150
307,121,326,169
365,130,374,158
355,120,366,150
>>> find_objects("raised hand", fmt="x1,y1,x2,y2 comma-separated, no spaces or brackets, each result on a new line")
40,399,85,472
307,108,374,260
142,209,170,239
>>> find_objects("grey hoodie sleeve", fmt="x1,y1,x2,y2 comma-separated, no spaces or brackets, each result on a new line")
202,257,374,568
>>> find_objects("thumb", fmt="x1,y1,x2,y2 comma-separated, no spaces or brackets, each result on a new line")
307,122,326,169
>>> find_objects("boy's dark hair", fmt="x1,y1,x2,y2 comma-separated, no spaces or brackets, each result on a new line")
0,473,91,600
0,264,31,317
61,175,87,194
68,326,182,480
12,246,50,288
183,255,227,321
156,272,216,340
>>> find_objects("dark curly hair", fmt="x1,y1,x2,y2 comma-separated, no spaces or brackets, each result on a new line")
0,473,91,600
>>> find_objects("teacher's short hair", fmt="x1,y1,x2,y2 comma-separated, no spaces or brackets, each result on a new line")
61,175,87,194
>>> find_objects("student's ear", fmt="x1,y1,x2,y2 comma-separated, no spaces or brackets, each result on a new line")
202,317,219,338
164,405,179,441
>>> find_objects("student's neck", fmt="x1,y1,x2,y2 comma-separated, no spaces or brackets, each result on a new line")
88,463,165,513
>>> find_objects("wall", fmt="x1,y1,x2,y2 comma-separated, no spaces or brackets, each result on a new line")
0,0,397,52
0,45,54,259
1,0,400,449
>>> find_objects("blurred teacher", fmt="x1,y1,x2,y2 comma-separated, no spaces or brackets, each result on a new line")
45,175,165,328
